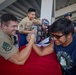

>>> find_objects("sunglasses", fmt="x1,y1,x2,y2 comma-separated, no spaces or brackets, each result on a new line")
51,34,65,39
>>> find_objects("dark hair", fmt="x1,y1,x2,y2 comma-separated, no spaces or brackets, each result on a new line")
1,14,17,26
28,8,36,13
49,18,74,35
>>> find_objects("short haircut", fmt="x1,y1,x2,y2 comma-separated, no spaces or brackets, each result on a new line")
49,18,74,35
28,8,36,13
1,14,17,26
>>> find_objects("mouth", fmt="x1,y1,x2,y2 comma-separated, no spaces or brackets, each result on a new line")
54,41,60,45
12,31,16,34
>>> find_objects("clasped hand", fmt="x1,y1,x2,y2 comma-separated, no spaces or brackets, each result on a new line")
26,33,36,42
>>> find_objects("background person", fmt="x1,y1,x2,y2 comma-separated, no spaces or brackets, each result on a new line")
64,12,76,33
18,8,41,47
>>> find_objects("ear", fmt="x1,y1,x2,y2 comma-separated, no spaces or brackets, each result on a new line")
28,12,31,16
1,24,5,27
2,23,7,29
67,33,72,38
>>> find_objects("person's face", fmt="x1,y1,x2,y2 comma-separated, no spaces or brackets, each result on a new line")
51,32,69,46
28,12,36,20
65,16,71,20
4,21,18,36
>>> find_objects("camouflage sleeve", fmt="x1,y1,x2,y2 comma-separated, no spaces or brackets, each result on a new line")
18,23,24,32
0,40,18,60
18,19,27,32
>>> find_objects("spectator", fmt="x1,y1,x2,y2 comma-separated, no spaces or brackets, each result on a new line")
18,8,41,47
64,12,76,33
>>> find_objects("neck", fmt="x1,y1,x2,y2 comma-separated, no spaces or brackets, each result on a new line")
2,28,11,37
28,16,32,21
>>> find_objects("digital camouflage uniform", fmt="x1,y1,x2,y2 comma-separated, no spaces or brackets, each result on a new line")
19,17,38,31
0,28,18,60
18,17,38,47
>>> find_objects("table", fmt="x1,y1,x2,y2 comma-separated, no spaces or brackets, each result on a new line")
0,45,62,75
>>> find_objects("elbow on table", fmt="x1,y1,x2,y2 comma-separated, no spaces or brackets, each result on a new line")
13,59,26,65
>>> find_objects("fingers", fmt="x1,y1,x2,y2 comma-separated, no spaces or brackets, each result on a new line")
31,34,36,42
27,34,36,42
31,34,35,39
26,34,31,42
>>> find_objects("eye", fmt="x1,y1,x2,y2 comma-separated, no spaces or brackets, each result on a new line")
51,34,64,39
12,25,18,28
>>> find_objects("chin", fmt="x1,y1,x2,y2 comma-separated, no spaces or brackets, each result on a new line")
12,33,16,36
55,42,61,46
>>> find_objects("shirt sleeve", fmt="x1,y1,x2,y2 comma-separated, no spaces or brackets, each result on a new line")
0,40,18,60
18,19,26,32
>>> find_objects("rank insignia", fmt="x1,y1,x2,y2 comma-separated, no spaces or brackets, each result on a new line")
19,24,23,31
2,42,12,51
20,24,23,27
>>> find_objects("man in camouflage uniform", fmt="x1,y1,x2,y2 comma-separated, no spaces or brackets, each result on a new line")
18,8,41,47
0,14,35,65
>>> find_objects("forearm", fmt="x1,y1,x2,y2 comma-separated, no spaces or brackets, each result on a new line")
19,39,34,64
33,43,54,56
33,44,44,56
8,37,35,65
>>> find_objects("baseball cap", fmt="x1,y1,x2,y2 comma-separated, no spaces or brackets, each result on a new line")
64,12,72,17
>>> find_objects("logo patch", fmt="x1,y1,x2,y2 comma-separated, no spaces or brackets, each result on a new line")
19,24,24,31
2,42,12,51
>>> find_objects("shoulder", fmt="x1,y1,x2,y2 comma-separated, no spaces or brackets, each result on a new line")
0,30,6,40
19,17,28,26
22,17,29,22
19,17,27,23
73,34,76,39
23,17,28,20
73,22,76,27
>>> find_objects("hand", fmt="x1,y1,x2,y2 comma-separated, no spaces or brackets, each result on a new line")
27,34,36,42
31,34,36,41
26,34,31,42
